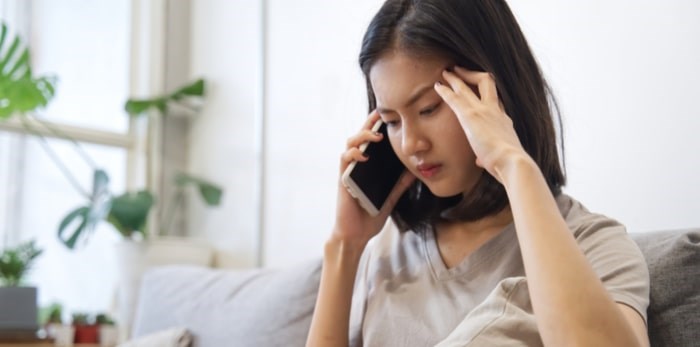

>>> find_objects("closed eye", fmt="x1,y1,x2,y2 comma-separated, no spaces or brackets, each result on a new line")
385,119,400,127
419,102,441,116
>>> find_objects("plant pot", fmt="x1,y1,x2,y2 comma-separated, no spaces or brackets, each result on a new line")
74,324,99,343
114,240,148,341
0,286,38,331
52,324,75,347
99,324,119,347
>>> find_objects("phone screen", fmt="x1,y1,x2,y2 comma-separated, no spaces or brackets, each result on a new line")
348,122,405,212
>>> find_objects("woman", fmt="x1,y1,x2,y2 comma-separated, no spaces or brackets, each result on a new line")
307,0,650,346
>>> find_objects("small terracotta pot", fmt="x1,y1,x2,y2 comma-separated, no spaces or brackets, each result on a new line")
74,324,99,343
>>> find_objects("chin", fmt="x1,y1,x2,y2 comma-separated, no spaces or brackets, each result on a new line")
422,181,463,198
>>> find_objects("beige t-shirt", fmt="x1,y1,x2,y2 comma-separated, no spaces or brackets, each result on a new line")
348,194,649,347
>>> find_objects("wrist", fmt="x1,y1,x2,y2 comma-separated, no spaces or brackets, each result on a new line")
325,232,367,261
493,150,539,187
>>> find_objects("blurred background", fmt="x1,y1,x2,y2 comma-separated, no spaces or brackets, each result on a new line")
0,0,698,327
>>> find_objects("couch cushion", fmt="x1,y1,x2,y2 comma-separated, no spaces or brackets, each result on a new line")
630,228,700,347
131,259,322,347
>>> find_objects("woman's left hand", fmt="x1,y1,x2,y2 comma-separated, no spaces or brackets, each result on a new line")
434,66,531,184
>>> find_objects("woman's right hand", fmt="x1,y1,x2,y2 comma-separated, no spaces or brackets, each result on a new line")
331,110,416,248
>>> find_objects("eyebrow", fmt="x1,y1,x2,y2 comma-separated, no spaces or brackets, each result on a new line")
376,84,434,114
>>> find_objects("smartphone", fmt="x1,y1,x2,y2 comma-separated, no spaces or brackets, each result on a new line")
341,119,405,216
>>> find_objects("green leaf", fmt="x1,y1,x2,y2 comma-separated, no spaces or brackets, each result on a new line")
57,206,90,249
0,36,20,73
124,98,166,117
39,303,63,325
123,78,204,118
107,190,154,238
88,169,112,226
0,240,42,286
170,78,205,99
174,172,223,206
56,170,112,249
0,22,57,120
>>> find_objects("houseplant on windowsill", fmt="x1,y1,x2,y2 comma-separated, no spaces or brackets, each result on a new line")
39,302,70,342
96,313,118,347
2,21,222,339
56,77,219,250
0,21,221,249
71,313,98,344
0,240,43,335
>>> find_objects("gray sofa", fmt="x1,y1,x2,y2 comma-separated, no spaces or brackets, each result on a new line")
131,229,700,347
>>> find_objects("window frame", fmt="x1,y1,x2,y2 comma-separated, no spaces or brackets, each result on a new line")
0,0,167,245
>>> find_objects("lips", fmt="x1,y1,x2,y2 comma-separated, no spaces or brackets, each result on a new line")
416,163,442,179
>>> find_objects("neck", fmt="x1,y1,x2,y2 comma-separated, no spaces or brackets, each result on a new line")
433,205,514,268
437,204,513,236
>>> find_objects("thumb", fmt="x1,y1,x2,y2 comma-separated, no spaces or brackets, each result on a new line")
380,171,416,216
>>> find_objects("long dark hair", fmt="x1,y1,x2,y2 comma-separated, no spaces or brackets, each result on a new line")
359,0,566,233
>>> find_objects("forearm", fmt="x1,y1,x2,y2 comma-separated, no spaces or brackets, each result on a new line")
306,236,365,347
498,156,640,347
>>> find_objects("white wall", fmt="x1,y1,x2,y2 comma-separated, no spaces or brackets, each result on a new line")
189,0,700,268
189,0,263,267
509,1,700,232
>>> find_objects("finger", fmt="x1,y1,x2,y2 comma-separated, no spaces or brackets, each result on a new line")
441,70,481,105
380,171,416,217
339,148,369,172
434,81,468,118
363,110,381,129
454,66,499,106
346,129,383,149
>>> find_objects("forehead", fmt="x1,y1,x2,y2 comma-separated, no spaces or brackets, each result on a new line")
369,52,450,107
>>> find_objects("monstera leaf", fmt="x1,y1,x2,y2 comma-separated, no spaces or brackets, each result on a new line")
174,172,222,206
125,78,204,117
57,170,112,249
106,190,154,238
0,22,56,119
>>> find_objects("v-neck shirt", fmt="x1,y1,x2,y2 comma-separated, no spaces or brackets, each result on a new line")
348,194,649,347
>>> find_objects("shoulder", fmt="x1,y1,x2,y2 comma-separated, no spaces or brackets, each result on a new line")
361,220,426,274
556,194,650,322
556,193,628,241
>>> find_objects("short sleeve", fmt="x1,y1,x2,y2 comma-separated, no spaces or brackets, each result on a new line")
570,211,650,323
348,234,374,347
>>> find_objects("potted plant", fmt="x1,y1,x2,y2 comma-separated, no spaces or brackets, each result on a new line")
56,78,220,249
71,313,98,344
95,313,118,347
0,21,219,249
0,240,43,333
38,302,62,334
39,303,76,345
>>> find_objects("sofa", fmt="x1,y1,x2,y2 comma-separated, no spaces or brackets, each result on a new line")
130,228,700,347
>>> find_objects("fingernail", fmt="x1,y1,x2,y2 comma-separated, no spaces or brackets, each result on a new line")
374,131,382,137
435,81,442,87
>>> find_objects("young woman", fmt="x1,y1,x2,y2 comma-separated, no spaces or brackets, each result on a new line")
307,0,650,346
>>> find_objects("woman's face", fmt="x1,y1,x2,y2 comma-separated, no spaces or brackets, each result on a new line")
369,52,483,197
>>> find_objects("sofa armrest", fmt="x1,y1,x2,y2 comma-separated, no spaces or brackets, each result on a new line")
131,259,322,347
631,228,700,347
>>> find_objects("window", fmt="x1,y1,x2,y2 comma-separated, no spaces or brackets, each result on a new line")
0,0,147,317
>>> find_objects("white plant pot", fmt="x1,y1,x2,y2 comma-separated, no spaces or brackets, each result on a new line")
114,240,148,342
99,325,119,347
52,324,75,347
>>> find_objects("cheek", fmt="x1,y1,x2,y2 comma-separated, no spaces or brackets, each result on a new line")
388,134,410,164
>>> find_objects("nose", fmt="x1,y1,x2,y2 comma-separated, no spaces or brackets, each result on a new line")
401,120,430,156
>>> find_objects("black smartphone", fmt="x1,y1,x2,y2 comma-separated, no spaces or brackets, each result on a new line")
341,119,405,216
